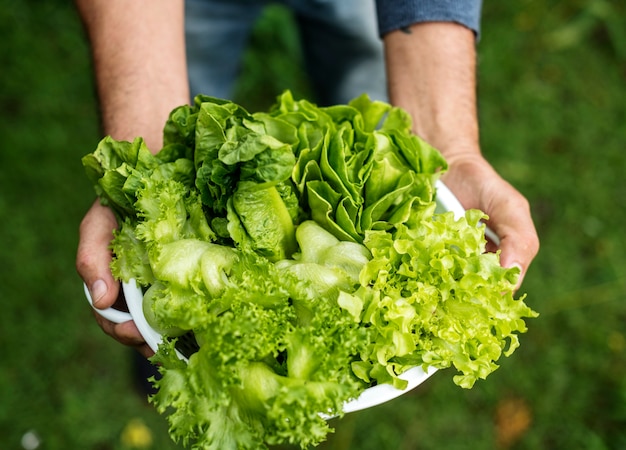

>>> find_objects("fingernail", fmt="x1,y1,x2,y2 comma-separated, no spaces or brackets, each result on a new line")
91,279,107,306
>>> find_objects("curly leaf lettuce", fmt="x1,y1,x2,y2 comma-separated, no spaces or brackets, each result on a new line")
148,241,367,450
358,208,538,389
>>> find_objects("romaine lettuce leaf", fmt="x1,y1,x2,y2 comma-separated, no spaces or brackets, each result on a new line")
270,91,447,245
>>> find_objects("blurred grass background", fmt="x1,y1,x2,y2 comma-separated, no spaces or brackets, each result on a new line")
1,0,625,449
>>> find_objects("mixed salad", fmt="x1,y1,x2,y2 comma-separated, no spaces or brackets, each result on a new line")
82,92,537,450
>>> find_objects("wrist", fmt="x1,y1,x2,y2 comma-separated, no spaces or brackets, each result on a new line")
433,140,482,165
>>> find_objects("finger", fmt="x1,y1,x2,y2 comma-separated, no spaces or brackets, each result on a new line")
76,200,120,308
93,311,148,346
497,229,539,287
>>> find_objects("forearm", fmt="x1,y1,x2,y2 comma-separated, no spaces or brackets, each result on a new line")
384,22,479,160
76,0,189,152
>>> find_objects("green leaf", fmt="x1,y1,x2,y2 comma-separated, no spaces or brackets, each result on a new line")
230,184,297,261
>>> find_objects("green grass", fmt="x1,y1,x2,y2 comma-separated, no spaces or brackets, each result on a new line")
1,0,625,449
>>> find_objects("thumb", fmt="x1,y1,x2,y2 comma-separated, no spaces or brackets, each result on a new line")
76,200,120,308
488,209,539,289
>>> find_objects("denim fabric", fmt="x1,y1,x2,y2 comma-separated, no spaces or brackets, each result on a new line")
184,0,387,105
375,0,482,37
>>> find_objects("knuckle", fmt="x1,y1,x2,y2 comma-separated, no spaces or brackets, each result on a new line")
75,248,96,277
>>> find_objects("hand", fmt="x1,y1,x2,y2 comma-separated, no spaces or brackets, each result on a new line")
441,152,540,288
76,199,154,357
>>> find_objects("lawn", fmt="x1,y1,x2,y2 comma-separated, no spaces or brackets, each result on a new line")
1,1,625,449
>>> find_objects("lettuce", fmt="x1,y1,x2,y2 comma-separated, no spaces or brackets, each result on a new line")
82,91,537,450
358,208,538,389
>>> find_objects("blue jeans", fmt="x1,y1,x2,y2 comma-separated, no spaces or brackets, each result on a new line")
184,0,387,105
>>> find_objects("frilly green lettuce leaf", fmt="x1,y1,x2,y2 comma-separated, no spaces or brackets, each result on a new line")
110,219,154,285
358,209,538,389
